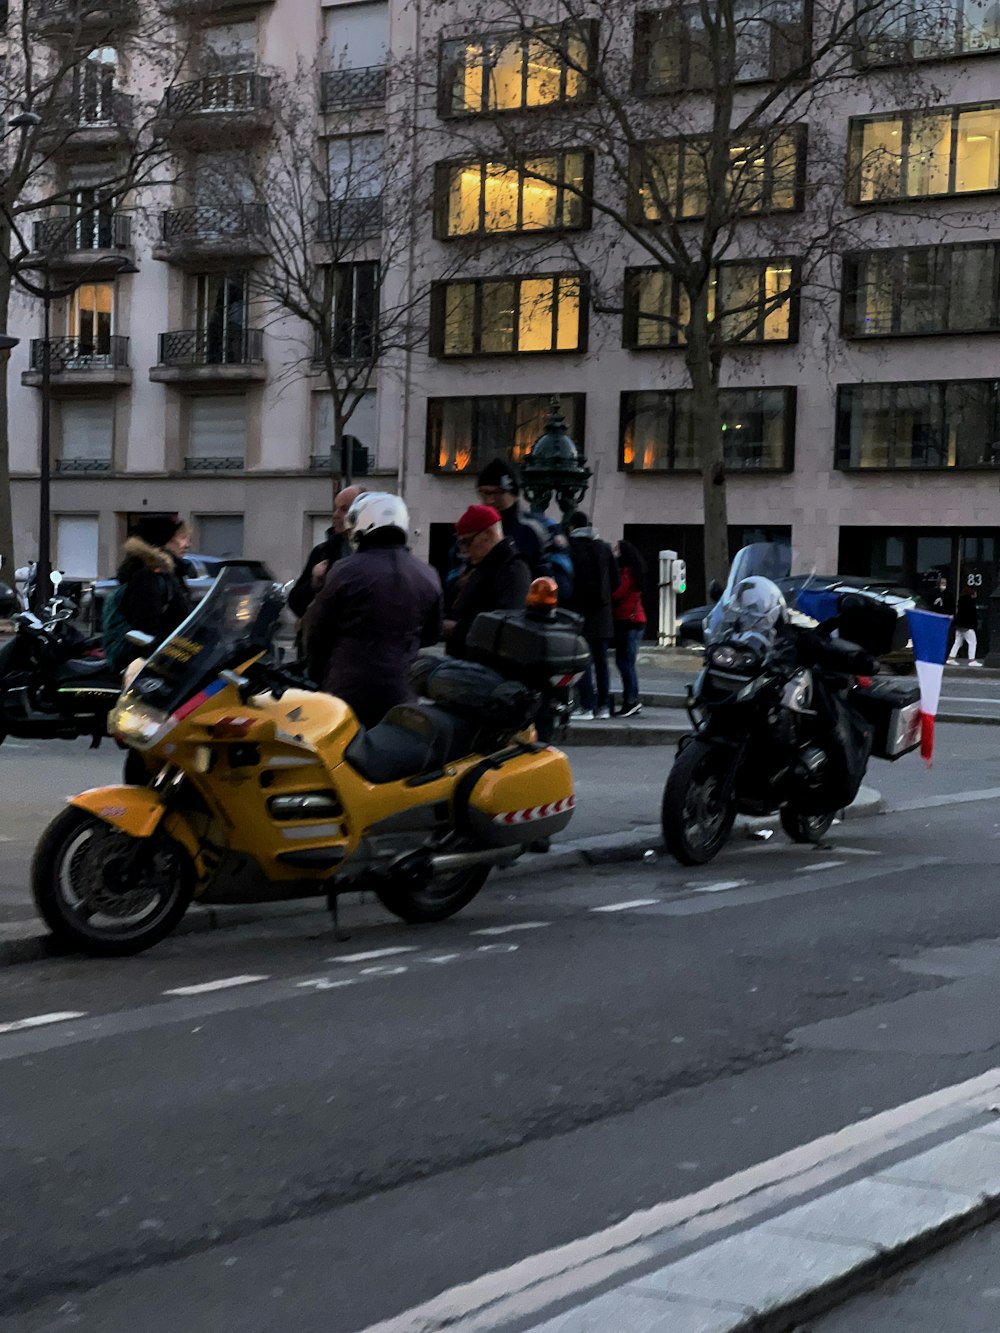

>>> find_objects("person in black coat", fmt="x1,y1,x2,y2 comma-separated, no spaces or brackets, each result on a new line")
303,493,442,728
287,484,364,620
116,514,192,650
565,511,620,720
445,504,531,659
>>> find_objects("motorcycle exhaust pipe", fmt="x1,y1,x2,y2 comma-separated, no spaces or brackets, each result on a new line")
430,845,524,874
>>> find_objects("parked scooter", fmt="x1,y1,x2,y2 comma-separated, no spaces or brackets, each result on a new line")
661,545,921,865
0,571,122,747
31,563,590,955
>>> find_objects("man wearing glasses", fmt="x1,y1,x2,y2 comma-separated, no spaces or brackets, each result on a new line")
444,504,531,658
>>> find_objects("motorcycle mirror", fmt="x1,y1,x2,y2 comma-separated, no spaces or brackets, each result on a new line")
709,580,724,604
50,570,63,588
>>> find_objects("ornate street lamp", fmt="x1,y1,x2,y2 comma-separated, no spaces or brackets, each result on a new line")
520,396,592,517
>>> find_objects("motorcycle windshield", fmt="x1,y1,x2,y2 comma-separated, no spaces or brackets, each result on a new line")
124,563,283,717
705,542,793,644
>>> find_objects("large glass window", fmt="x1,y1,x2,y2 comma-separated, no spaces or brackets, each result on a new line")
436,152,590,237
427,393,584,473
328,134,384,200
195,271,248,363
634,128,804,222
850,102,1000,202
634,1,809,92
859,0,1000,65
76,47,117,124
625,259,797,347
328,261,378,361
842,242,1000,337
836,379,1000,469
431,273,584,356
70,282,113,353
440,22,594,116
620,387,795,472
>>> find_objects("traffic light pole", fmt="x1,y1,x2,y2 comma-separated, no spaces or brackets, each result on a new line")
657,550,688,646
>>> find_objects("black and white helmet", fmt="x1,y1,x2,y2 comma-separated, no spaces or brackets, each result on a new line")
346,492,409,550
722,575,787,636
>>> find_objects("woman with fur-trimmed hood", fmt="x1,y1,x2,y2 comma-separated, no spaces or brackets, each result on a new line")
116,514,193,650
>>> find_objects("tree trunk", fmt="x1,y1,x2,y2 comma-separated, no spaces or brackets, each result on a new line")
684,301,729,590
0,259,14,583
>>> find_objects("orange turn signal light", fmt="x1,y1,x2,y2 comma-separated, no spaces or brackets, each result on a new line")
526,577,558,610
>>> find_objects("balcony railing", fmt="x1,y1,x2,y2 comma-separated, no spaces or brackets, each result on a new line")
185,455,245,472
35,0,137,31
160,202,268,245
163,73,271,121
33,212,131,255
321,66,386,111
157,328,264,367
310,444,371,475
316,196,383,243
56,456,113,473
50,90,135,136
29,336,130,372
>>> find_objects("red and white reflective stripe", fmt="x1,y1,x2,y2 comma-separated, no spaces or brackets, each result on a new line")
493,795,575,826
550,672,581,687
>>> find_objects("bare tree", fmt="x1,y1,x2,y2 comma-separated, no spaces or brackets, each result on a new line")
0,0,187,578
415,0,940,583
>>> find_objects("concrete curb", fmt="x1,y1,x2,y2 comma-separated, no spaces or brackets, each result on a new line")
0,786,885,965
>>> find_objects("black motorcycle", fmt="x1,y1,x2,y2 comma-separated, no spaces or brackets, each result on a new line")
662,546,921,865
0,600,121,747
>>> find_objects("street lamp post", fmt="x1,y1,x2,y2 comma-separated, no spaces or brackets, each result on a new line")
14,255,138,609
520,397,593,518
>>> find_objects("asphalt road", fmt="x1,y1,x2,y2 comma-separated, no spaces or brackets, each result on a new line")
4,772,1000,1329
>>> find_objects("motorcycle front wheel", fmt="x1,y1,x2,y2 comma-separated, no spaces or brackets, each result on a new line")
32,806,194,956
375,864,490,924
780,807,836,844
661,739,737,865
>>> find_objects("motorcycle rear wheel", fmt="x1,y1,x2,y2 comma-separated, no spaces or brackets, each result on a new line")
32,806,194,956
661,739,737,866
780,807,836,844
375,864,490,924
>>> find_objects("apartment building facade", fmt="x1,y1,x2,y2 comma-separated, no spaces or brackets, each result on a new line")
7,0,1000,623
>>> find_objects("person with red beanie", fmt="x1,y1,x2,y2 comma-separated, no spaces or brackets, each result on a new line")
444,504,530,658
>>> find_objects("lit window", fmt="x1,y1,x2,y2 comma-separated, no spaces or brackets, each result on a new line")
850,102,1000,203
860,0,1000,64
635,130,803,222
431,273,584,356
440,22,594,116
625,260,796,346
70,283,113,353
621,388,795,472
427,394,584,473
436,152,590,237
842,242,1000,337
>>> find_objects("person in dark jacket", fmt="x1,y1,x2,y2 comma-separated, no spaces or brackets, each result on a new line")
303,492,442,728
475,458,574,602
116,514,192,650
565,511,619,720
612,540,648,717
445,504,531,659
287,484,364,620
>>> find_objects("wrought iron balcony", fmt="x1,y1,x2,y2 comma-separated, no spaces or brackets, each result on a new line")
34,0,138,34
23,335,131,388
156,202,268,265
321,66,386,111
55,456,113,473
42,91,135,150
32,212,132,258
163,0,272,13
150,327,266,383
315,196,383,244
184,455,246,472
159,73,273,145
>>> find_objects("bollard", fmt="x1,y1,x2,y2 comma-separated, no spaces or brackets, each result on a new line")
658,549,678,646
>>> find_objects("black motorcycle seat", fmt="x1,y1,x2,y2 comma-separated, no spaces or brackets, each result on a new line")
59,658,116,681
345,704,481,785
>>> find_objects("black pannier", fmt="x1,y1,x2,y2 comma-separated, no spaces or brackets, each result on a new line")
465,608,591,685
411,656,538,730
853,676,921,760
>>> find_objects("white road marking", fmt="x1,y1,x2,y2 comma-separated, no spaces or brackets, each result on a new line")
296,978,358,991
688,879,748,893
164,975,268,996
794,860,846,874
329,946,419,964
471,922,550,936
893,786,1000,813
591,898,661,913
422,954,462,965
360,965,409,977
0,1011,86,1035
836,847,882,857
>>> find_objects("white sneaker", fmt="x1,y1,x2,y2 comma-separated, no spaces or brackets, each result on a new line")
595,706,611,720
570,707,595,721
970,660,983,667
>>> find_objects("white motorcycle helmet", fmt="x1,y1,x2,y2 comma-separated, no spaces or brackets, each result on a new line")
727,575,787,635
346,491,409,550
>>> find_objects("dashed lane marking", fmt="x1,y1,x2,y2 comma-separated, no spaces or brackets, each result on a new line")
471,922,551,936
328,946,420,964
0,1011,87,1035
590,899,662,913
164,975,269,996
688,879,749,893
794,860,847,874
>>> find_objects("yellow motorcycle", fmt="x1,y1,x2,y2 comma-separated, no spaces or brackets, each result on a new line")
31,563,588,955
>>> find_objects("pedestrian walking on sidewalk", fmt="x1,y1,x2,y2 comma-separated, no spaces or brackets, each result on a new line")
612,540,647,717
565,511,619,721
949,587,980,664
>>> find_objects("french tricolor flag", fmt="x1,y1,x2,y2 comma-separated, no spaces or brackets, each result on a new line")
905,608,952,765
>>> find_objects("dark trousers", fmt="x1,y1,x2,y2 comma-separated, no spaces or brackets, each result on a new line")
614,623,643,705
578,637,610,711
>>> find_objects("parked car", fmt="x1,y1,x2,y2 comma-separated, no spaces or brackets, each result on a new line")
677,575,927,673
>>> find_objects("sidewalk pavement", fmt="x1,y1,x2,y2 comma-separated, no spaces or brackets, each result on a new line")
368,1067,1000,1333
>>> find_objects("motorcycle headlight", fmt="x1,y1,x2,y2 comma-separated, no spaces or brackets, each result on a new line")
707,642,761,673
109,699,170,747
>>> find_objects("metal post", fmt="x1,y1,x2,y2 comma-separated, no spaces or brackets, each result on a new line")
658,548,677,647
35,289,52,610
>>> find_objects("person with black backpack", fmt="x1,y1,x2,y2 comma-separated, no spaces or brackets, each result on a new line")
103,515,192,673
565,511,619,720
